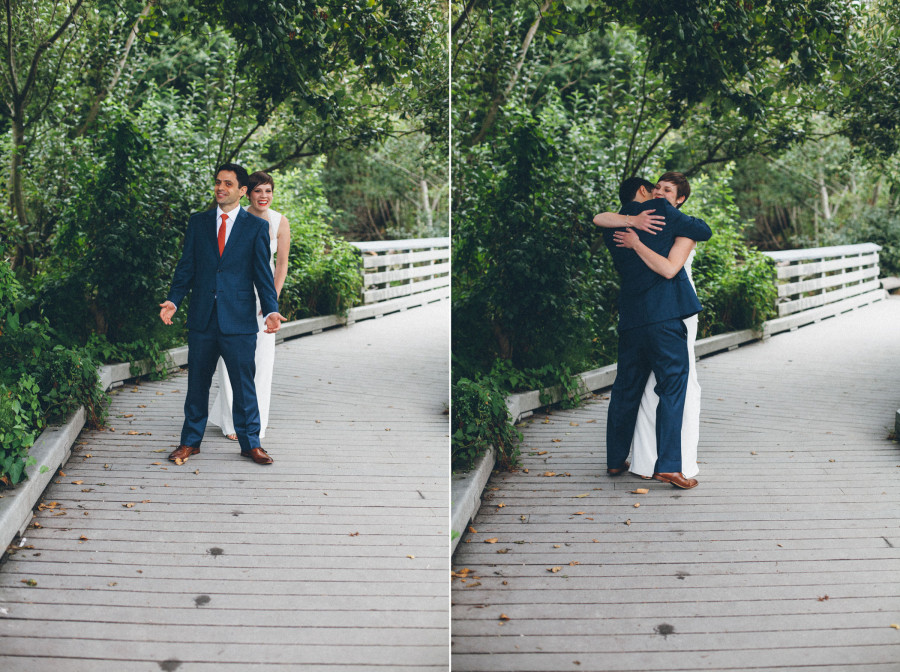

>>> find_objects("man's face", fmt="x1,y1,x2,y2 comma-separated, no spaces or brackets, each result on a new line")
653,180,685,209
215,170,247,209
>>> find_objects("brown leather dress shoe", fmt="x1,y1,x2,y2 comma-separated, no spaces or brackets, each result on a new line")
169,445,199,462
241,447,273,465
607,460,630,476
653,472,699,489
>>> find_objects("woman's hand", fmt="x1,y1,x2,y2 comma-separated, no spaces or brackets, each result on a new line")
613,228,641,249
629,209,665,233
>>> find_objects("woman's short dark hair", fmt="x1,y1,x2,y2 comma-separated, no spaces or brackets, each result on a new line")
247,171,275,194
657,171,690,206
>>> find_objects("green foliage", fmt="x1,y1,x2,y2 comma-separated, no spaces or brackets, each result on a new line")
687,167,778,336
0,376,42,486
36,107,193,347
451,376,521,472
274,163,364,319
453,113,599,375
0,250,106,486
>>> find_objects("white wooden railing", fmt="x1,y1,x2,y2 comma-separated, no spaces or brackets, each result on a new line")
350,237,450,307
761,243,886,334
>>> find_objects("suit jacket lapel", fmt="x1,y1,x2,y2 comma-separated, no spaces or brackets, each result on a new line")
202,209,219,258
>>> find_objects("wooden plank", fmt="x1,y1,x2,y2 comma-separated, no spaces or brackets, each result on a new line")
776,278,882,315
351,237,449,253
452,297,900,671
361,248,449,269
366,261,450,285
763,243,881,263
363,276,449,304
777,265,879,297
772,252,879,280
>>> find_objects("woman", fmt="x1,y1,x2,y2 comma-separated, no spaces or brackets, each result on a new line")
593,172,701,479
209,171,291,440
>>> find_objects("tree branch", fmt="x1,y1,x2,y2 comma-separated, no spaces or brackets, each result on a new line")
76,1,153,137
470,0,550,146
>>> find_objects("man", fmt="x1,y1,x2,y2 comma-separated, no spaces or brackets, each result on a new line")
159,163,286,465
598,177,711,489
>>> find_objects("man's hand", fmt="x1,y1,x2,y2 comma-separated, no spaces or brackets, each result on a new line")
159,301,176,325
264,312,287,334
613,229,641,249
629,209,665,234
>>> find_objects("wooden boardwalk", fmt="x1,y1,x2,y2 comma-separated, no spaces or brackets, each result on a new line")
0,301,449,671
452,296,900,671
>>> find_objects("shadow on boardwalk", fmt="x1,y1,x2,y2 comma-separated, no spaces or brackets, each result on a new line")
1,301,449,672
452,296,900,672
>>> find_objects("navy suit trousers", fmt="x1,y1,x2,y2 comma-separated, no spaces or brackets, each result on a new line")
180,303,260,453
606,318,689,474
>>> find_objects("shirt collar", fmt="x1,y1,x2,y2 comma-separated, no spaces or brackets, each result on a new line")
216,204,243,221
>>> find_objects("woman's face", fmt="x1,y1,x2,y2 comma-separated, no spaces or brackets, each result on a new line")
653,180,684,208
249,183,274,211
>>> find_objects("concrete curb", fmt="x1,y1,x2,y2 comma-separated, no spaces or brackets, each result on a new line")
0,299,450,554
450,447,495,556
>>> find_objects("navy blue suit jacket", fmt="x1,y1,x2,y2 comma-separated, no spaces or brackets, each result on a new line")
603,198,712,332
167,207,279,335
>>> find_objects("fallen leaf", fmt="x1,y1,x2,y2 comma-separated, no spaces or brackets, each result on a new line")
58,471,66,477
569,561,580,566
547,566,562,573
537,451,548,456
499,614,510,621
543,472,556,477
570,422,578,426
122,414,133,418
592,539,599,543
141,500,151,503
496,548,508,554
632,488,649,494
406,555,415,559
890,624,900,629
108,582,117,586
574,494,589,498
522,468,529,473
551,439,561,443
573,511,585,515
750,451,758,455
829,459,835,463
152,449,166,453
72,481,83,485
151,462,162,466
468,526,477,534
21,579,37,586
818,595,829,601
79,535,88,540
174,458,184,466
586,419,596,423
484,538,498,544
625,519,631,526
349,532,359,536
633,503,641,508
123,503,135,508
496,502,505,508
84,454,93,458
553,544,561,548
126,431,139,435
466,581,481,587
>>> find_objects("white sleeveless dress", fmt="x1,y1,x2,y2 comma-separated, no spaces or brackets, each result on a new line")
629,249,701,478
209,208,281,439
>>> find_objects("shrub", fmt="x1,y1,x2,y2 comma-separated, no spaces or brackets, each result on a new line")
272,162,364,319
687,167,778,336
451,376,521,472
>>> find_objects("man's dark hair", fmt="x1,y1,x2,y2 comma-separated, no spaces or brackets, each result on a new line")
657,171,690,207
215,163,250,189
618,177,655,206
248,170,275,194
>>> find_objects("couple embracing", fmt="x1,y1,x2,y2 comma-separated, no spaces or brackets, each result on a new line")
594,172,711,489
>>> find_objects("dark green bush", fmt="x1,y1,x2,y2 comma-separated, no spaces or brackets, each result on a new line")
451,375,522,472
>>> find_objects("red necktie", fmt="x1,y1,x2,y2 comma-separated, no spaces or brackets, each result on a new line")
218,213,227,255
